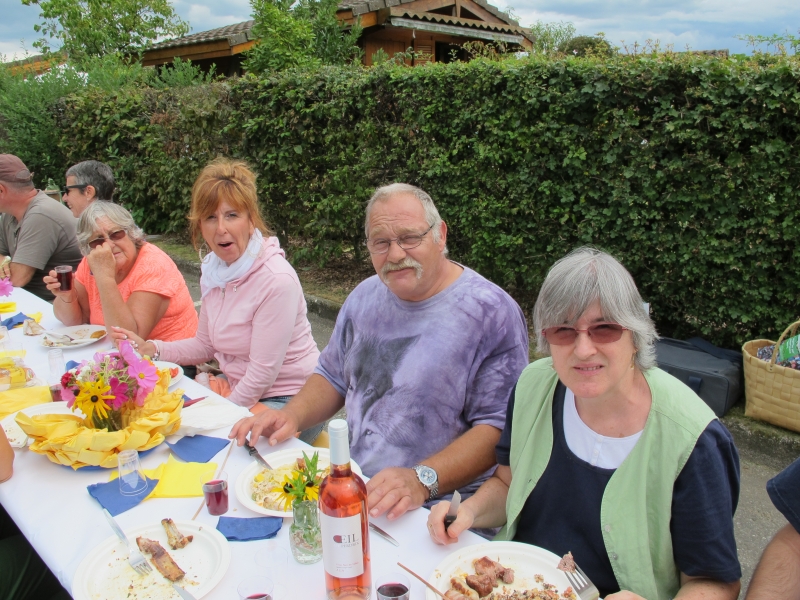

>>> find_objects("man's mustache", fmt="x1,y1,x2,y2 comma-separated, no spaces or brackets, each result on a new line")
381,257,423,282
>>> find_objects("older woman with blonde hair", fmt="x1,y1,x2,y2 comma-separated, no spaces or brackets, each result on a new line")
428,247,741,600
111,158,320,433
44,201,197,341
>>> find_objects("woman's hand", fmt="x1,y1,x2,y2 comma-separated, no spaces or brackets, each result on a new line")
427,498,474,546
86,242,117,281
605,593,646,599
43,269,76,301
110,326,156,357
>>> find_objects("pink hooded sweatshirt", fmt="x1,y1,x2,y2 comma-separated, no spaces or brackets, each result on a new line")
159,237,319,408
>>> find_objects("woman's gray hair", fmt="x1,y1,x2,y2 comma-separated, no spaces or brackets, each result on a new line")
76,201,146,256
533,246,658,370
364,183,447,253
66,160,115,201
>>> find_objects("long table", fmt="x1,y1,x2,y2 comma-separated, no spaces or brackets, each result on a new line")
0,287,484,599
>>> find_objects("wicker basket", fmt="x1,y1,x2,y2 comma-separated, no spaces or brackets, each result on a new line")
743,320,800,433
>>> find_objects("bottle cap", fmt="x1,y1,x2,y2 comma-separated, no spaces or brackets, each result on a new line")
328,419,350,465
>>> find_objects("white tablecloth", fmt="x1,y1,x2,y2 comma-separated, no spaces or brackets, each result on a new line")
0,287,483,599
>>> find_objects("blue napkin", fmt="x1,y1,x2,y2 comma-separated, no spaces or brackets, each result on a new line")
1,312,32,329
66,360,80,370
87,477,159,516
166,435,230,463
216,516,282,542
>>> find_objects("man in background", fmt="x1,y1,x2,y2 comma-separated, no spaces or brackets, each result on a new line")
0,154,82,300
62,160,116,217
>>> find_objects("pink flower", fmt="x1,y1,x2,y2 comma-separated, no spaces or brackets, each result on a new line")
127,356,158,400
61,386,76,405
0,278,12,297
108,377,129,409
118,340,138,364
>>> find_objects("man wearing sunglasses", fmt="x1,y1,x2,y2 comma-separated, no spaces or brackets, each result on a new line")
0,154,82,300
232,183,529,523
62,160,116,218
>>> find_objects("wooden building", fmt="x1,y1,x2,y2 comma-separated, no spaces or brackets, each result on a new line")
140,0,532,71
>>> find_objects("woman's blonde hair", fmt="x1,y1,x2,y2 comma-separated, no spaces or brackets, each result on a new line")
188,158,273,248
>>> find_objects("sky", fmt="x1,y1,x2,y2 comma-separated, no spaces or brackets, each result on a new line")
1,0,798,61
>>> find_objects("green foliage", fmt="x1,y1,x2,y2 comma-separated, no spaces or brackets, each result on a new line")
245,0,362,73
8,52,800,349
559,35,614,57
22,0,189,65
528,20,576,55
152,57,217,89
736,30,800,55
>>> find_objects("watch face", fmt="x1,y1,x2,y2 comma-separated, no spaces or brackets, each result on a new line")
416,466,437,486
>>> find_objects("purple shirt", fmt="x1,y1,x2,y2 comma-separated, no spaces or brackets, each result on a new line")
316,266,529,497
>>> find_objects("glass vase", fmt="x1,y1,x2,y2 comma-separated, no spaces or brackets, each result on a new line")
290,499,322,564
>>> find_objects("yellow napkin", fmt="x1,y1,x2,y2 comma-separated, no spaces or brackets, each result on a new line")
0,302,17,313
110,455,217,498
0,387,50,420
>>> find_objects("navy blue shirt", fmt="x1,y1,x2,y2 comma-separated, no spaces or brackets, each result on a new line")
496,382,741,596
767,457,800,534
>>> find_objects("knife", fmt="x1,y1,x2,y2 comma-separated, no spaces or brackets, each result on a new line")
172,583,198,600
444,489,461,530
244,440,273,470
369,522,399,546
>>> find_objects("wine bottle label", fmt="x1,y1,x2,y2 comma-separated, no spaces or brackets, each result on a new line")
320,512,365,578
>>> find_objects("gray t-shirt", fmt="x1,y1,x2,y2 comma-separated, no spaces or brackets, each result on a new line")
0,191,83,300
316,266,529,497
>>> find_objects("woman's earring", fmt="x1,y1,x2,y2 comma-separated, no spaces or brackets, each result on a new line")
631,351,637,369
198,241,209,261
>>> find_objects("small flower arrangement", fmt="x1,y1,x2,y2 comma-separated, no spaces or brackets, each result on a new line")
59,340,160,431
272,452,325,511
0,277,13,296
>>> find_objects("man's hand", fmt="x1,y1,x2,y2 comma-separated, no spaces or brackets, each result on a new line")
366,467,428,521
86,242,117,280
229,407,300,447
0,257,10,279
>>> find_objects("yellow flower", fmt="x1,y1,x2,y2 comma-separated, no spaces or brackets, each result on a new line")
74,377,114,421
271,473,300,512
304,478,320,502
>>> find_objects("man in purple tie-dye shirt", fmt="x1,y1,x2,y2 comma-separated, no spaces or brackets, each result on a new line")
231,184,529,520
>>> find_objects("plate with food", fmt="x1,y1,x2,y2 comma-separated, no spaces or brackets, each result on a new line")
155,361,184,389
426,541,574,600
40,325,108,348
1,402,84,448
235,447,363,517
72,518,230,600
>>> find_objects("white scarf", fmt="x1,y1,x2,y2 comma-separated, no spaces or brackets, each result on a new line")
200,229,263,298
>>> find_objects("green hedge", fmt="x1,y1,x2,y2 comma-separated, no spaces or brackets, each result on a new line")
27,54,800,347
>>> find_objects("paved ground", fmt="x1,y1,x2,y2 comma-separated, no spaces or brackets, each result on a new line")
180,268,793,598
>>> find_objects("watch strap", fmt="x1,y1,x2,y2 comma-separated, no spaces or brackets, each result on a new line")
413,464,439,500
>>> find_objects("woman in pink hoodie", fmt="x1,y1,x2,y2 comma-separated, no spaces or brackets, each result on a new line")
111,159,320,439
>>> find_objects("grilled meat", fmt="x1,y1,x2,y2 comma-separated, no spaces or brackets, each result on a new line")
135,537,185,581
466,573,495,597
161,518,193,550
473,556,515,584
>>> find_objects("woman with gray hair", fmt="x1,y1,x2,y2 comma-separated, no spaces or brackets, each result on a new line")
427,247,741,600
43,201,197,342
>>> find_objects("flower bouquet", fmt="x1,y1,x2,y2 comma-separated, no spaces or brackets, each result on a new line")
280,452,325,564
16,340,183,469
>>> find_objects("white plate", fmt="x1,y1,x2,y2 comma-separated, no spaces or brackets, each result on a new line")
41,325,107,348
155,361,184,389
235,447,363,517
1,402,85,448
426,541,572,600
72,520,230,600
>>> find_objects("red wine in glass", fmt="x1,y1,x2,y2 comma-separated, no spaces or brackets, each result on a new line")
377,583,409,599
246,595,271,599
202,479,228,515
54,265,73,292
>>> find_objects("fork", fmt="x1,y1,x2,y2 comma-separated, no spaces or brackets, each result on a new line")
102,509,153,576
564,563,600,600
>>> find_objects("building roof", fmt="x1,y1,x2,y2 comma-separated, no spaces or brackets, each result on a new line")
339,0,520,26
146,20,255,52
388,9,530,38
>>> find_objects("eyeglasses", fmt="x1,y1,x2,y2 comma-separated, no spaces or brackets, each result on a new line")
88,229,127,249
542,322,628,345
365,224,434,255
61,184,88,195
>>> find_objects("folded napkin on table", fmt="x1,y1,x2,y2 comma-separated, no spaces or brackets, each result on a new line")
0,302,17,314
1,312,41,329
0,387,50,420
88,476,159,516
110,455,217,498
216,516,282,542
176,397,251,437
65,360,80,370
166,435,230,463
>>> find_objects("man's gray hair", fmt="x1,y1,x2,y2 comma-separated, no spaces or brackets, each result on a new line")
533,246,658,370
364,183,447,253
66,160,115,201
76,201,145,256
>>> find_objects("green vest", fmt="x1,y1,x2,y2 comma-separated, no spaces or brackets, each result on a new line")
496,358,715,600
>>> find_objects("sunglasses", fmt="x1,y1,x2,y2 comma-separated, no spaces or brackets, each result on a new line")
542,322,628,345
88,229,127,249
61,184,89,195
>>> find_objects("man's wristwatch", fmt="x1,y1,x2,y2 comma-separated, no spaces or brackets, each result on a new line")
412,464,439,500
